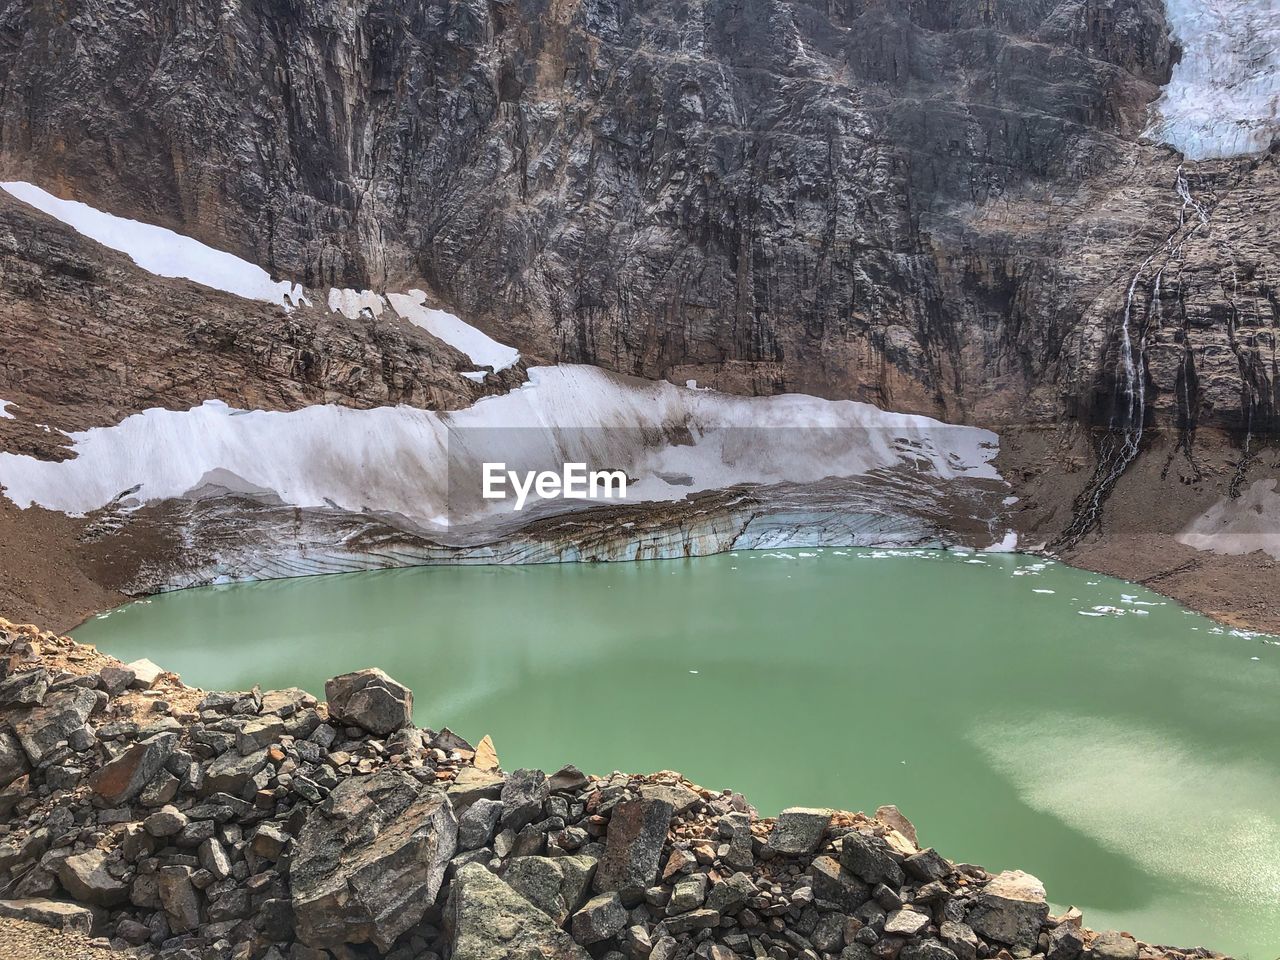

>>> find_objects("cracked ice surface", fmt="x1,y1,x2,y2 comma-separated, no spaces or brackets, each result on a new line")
1149,0,1280,159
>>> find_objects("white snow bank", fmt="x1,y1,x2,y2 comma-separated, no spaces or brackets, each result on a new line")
327,288,385,319
389,291,520,371
1148,0,1280,159
0,400,14,420
0,366,1001,528
0,182,305,306
1177,479,1280,559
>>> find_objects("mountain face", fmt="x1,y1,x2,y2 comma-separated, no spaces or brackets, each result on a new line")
3,0,1272,420
0,0,1276,626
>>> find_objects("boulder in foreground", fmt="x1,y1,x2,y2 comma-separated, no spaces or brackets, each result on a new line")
290,768,456,950
324,668,414,735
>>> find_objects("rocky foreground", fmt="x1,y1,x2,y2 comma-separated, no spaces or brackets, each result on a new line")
0,618,1226,960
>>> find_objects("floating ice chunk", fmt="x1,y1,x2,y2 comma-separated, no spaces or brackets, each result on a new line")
388,290,520,372
1147,0,1280,159
1033,589,1055,594
0,182,305,306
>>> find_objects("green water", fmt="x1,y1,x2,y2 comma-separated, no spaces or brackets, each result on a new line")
74,549,1280,958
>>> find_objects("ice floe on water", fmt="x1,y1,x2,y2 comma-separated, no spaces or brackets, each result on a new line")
0,365,1004,529
0,182,306,306
1148,0,1280,159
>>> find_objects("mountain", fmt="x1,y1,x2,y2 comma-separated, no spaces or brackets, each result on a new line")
0,0,1275,630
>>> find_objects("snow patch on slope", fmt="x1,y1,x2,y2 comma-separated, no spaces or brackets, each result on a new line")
0,400,14,420
388,291,521,372
1149,0,1280,159
327,288,385,319
3,179,522,373
0,366,1000,529
0,182,306,306
1176,479,1280,559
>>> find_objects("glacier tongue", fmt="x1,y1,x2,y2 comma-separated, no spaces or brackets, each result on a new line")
0,365,1001,529
1149,0,1280,159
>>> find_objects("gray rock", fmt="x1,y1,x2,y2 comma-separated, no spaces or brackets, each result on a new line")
291,768,456,951
767,807,832,857
444,861,588,959
718,813,754,871
57,849,129,907
138,770,180,807
250,821,290,860
900,941,960,960
884,909,930,936
0,730,30,790
447,766,505,813
1087,931,1140,960
88,732,176,806
10,686,101,764
0,668,48,708
666,873,707,914
1047,921,1085,960
97,666,135,696
202,747,270,796
500,768,549,831
198,837,232,879
811,913,847,952
503,856,570,922
966,870,1049,949
324,668,413,736
808,855,869,912
126,659,164,689
839,833,904,888
705,871,755,915
458,797,503,851
904,847,951,882
939,921,980,960
157,865,202,933
662,907,719,935
143,805,188,838
637,782,701,814
236,716,285,754
0,897,96,934
571,892,628,945
548,764,590,793
594,798,674,902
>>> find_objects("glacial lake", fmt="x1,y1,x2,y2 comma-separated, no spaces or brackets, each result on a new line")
74,549,1279,958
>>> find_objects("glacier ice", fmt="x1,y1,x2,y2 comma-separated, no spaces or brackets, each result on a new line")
0,366,1001,529
1148,0,1280,159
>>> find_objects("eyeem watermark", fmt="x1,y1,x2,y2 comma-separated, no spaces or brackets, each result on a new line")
482,462,629,511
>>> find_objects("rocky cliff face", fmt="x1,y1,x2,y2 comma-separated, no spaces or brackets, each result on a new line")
0,0,1275,622
1,0,1272,428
